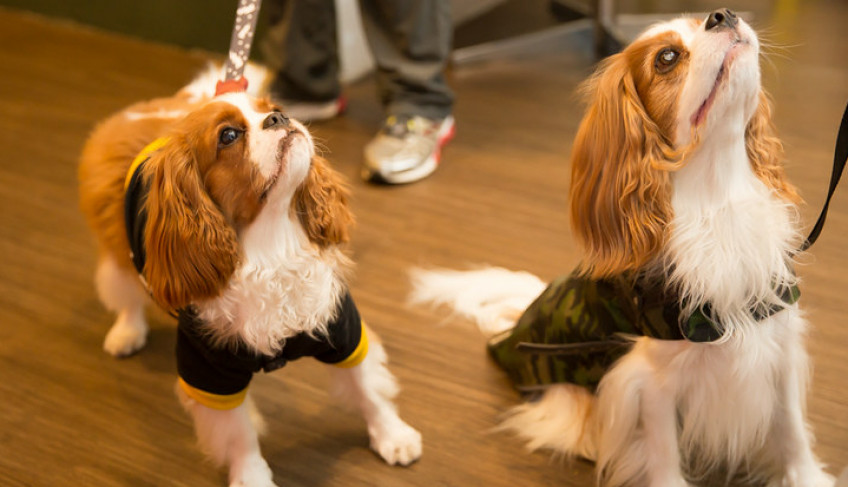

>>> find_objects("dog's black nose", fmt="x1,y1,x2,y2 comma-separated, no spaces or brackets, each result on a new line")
706,8,738,30
262,112,289,130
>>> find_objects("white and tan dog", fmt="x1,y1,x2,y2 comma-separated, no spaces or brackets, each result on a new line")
79,66,420,486
412,10,835,487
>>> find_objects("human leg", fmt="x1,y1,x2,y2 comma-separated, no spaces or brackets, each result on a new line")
263,0,346,121
358,0,455,183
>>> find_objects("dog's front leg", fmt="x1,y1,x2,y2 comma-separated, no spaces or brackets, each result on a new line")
177,387,277,487
598,347,693,487
639,378,692,487
765,336,833,487
330,331,422,466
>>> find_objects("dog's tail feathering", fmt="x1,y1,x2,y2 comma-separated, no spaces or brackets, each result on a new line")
408,266,546,336
409,266,599,460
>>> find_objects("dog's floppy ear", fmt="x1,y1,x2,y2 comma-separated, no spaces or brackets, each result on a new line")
746,90,800,203
292,155,354,247
142,139,239,311
569,54,676,278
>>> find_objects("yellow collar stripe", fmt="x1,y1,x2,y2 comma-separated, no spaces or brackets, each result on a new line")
333,323,370,369
124,136,170,190
177,377,248,410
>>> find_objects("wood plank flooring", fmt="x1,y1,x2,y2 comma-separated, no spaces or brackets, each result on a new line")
0,3,846,486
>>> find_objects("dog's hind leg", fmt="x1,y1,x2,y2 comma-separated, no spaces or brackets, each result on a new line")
329,327,422,466
95,254,149,357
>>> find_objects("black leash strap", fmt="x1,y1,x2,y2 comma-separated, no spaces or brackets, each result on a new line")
800,101,848,251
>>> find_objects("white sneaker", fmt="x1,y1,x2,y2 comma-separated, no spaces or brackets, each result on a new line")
279,96,346,122
362,115,455,184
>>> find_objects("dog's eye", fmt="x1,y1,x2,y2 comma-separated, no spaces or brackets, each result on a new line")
219,127,241,147
655,48,681,73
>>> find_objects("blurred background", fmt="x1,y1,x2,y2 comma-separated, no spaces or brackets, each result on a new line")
0,1,845,486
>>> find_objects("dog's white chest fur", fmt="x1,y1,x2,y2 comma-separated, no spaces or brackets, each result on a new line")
665,138,799,333
197,206,349,356
657,139,806,470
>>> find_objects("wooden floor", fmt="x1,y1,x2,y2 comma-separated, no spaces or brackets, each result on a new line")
1,3,847,486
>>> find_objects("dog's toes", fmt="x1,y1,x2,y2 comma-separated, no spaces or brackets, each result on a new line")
102,319,147,357
370,421,422,467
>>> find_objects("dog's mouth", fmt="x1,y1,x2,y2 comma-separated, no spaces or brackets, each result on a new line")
260,129,302,201
691,41,744,127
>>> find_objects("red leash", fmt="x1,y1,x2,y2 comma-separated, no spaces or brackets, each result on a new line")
215,0,262,96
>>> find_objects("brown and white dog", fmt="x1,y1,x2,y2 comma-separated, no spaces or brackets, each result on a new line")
79,66,421,486
411,11,836,487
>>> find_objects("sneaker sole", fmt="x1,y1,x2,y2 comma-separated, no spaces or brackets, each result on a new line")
363,116,456,185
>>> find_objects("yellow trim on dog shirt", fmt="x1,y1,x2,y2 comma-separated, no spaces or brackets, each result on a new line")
124,136,170,190
178,377,249,410
332,324,369,368
124,136,173,286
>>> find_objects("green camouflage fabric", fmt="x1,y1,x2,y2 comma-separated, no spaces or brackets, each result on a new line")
487,271,800,393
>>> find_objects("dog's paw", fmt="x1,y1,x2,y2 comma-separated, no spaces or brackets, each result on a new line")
103,315,147,357
369,419,422,467
229,454,277,487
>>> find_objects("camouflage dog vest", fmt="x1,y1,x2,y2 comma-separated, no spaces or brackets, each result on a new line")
487,271,800,393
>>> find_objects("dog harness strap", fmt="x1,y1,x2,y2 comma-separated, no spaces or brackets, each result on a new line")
801,100,848,251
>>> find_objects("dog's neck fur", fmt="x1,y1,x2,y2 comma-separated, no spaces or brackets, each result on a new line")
664,117,799,340
197,194,350,356
628,113,807,479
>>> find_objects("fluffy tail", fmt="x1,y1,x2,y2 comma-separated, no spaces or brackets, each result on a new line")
498,384,597,460
408,266,546,336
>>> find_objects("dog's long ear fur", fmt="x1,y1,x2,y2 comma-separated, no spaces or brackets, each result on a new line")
293,156,354,247
569,54,676,279
142,139,239,311
746,90,800,203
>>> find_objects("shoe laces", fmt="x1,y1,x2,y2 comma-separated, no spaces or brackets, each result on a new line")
382,115,433,138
